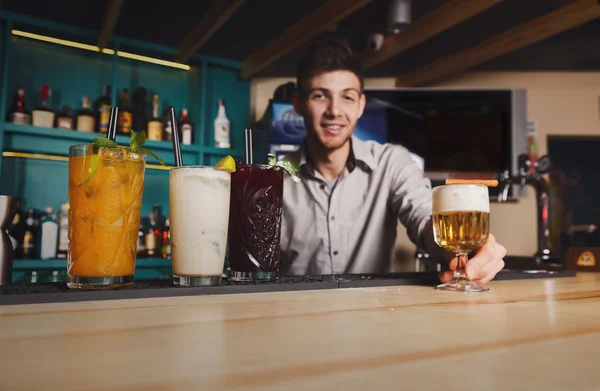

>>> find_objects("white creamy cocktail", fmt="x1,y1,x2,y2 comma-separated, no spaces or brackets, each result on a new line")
169,166,231,286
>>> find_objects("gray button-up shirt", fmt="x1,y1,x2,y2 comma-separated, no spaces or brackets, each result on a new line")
280,136,437,276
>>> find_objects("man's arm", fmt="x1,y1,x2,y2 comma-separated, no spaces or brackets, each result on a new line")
387,146,506,283
387,146,444,263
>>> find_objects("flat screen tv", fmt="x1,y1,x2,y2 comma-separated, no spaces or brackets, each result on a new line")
363,88,528,199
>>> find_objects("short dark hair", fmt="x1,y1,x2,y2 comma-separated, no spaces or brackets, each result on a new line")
296,38,364,97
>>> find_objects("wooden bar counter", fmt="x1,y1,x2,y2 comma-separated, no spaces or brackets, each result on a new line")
1,273,599,390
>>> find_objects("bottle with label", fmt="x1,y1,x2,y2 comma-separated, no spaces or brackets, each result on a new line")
147,94,163,141
162,106,173,141
76,96,95,132
214,99,231,148
22,208,39,259
153,204,164,231
95,84,111,133
7,210,23,258
56,203,69,259
161,218,171,259
117,89,133,135
181,108,193,145
56,105,74,130
8,86,31,124
145,212,162,257
39,207,58,260
137,217,148,257
32,85,55,128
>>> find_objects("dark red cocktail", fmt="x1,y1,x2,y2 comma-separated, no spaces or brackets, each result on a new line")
227,164,284,281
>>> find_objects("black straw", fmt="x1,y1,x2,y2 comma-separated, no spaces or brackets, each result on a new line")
244,128,253,164
107,107,118,142
169,107,183,167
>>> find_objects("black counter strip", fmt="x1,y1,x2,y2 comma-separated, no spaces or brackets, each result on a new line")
0,270,577,306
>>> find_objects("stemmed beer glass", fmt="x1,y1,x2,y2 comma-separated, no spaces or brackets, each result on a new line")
432,184,491,292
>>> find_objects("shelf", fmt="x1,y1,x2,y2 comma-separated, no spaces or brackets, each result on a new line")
2,123,199,153
13,258,172,270
203,146,240,156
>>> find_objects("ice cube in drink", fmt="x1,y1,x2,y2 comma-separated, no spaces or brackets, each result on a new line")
170,166,231,286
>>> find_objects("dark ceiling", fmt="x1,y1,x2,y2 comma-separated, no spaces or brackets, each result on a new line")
2,0,599,77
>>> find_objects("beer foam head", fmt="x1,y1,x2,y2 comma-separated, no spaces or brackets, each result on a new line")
432,184,490,213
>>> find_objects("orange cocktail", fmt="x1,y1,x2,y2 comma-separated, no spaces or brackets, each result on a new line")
68,144,146,289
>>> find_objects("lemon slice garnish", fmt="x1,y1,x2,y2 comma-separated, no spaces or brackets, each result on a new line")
214,155,236,173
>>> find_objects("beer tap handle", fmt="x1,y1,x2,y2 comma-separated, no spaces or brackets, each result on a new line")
497,170,511,202
535,155,551,174
518,154,530,177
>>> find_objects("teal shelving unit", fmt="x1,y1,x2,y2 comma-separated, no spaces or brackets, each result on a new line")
0,12,251,281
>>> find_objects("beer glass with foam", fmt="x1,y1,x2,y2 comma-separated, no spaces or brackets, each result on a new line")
432,184,490,292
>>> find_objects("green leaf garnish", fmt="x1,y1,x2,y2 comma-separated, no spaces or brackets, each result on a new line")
90,130,166,166
92,136,120,149
138,147,165,166
130,128,146,152
267,153,301,183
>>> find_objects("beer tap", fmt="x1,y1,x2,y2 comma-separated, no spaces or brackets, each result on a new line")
497,153,555,264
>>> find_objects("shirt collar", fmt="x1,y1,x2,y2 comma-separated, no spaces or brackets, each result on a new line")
289,136,378,174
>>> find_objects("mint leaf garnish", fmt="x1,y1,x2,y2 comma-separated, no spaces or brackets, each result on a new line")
130,128,146,151
267,153,301,183
89,132,165,166
138,148,165,166
92,136,120,149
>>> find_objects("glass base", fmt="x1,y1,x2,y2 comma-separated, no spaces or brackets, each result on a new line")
173,275,221,287
228,270,278,282
67,275,133,290
436,276,489,292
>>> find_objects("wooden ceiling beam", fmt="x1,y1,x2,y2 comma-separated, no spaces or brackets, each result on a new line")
396,0,600,87
98,0,125,50
361,0,503,71
240,0,373,80
175,0,246,63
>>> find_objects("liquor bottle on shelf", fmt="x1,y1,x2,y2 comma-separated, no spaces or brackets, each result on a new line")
214,99,231,148
145,212,162,257
117,88,133,135
7,210,24,259
95,84,111,133
31,85,55,128
76,96,95,132
132,87,148,134
147,94,163,141
56,203,69,259
38,207,58,260
8,86,31,124
137,217,148,257
163,110,173,142
22,208,39,260
161,217,171,259
181,108,193,145
56,105,74,130
153,205,164,229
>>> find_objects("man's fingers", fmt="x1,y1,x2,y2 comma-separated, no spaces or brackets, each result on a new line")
438,270,455,283
474,258,506,285
465,234,498,280
448,257,458,271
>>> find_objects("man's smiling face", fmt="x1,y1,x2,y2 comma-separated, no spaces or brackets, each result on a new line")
294,70,366,151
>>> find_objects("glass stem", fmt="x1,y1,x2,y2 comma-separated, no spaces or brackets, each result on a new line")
454,253,469,279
